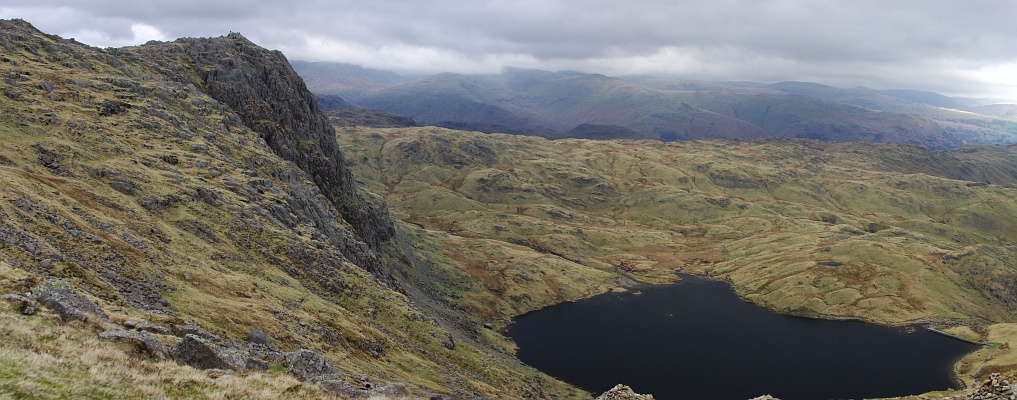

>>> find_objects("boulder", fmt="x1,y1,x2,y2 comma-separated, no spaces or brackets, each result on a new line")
171,334,246,370
319,379,359,396
34,145,63,169
596,384,655,400
31,279,108,322
245,357,269,371
285,349,341,382
172,323,222,342
98,329,170,359
248,328,270,345
98,99,130,116
373,382,410,397
124,320,172,335
1,293,37,315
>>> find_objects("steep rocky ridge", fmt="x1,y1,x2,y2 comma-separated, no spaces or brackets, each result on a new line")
0,19,588,398
121,33,394,257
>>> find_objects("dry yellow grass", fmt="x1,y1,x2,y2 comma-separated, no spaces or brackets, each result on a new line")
0,21,597,398
0,308,334,399
337,126,1017,326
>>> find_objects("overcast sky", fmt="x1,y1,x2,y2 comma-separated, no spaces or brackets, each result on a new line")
3,1,1016,101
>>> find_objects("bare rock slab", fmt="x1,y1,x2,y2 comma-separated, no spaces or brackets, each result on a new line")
171,334,246,371
98,329,170,359
31,279,108,322
123,320,173,335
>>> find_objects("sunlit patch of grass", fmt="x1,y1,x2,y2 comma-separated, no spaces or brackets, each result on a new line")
950,323,1017,390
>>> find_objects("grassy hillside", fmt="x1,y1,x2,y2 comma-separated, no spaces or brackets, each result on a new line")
337,126,1017,328
337,126,1017,392
0,19,589,399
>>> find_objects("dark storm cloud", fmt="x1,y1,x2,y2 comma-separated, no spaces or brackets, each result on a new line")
2,0,1015,100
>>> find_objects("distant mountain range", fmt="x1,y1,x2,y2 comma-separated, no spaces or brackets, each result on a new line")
293,62,1017,150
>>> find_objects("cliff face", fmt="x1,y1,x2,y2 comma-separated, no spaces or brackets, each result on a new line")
120,33,394,264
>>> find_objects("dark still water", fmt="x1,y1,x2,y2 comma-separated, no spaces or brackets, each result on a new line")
506,275,979,400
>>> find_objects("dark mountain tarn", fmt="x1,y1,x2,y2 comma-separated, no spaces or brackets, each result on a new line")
508,274,979,400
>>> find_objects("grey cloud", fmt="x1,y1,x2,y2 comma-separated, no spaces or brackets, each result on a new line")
1,0,1015,100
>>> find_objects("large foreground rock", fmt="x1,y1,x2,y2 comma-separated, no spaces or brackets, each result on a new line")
171,334,246,370
31,279,108,322
285,349,342,382
1,293,37,315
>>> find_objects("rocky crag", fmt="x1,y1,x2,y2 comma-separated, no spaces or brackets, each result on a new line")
0,19,587,398
123,34,394,254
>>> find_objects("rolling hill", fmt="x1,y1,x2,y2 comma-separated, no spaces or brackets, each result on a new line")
299,63,1017,149
764,81,1017,144
289,60,410,102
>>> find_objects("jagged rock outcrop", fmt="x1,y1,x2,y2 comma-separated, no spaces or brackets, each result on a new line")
596,384,655,400
319,379,360,396
122,34,394,267
0,19,636,398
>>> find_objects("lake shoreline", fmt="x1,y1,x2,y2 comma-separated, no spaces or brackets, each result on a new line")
507,271,983,399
